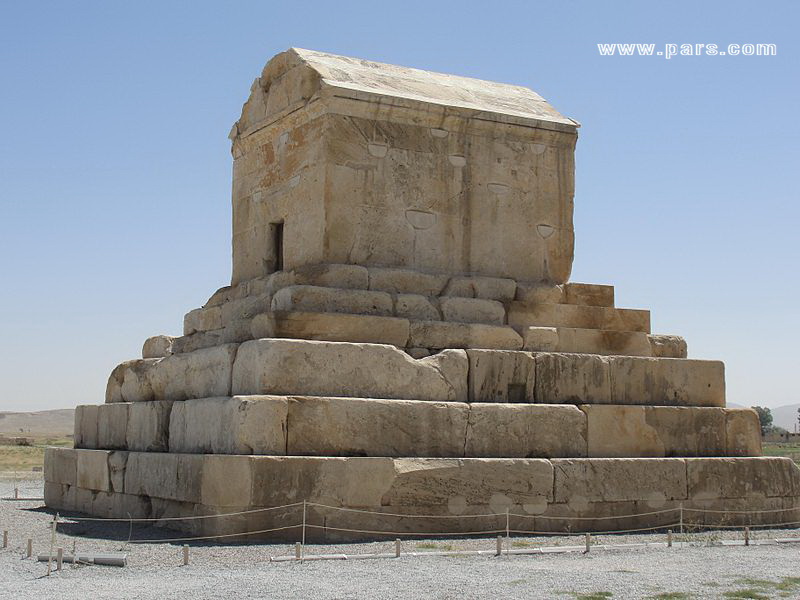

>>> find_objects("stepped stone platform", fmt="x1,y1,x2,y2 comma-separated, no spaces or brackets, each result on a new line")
45,48,800,541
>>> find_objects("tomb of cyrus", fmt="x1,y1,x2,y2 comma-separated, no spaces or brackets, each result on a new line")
45,48,800,540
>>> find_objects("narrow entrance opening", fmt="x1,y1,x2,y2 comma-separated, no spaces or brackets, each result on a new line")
270,221,284,272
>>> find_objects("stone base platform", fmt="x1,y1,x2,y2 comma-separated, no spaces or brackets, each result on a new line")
45,449,800,542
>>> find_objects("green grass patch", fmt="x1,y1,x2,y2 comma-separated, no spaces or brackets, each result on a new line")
0,437,71,472
723,590,770,599
650,593,691,600
575,593,613,600
415,542,453,551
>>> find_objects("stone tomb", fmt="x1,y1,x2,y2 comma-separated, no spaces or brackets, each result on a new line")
45,48,800,541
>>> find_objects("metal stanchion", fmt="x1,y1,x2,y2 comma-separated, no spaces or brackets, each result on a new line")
395,538,401,558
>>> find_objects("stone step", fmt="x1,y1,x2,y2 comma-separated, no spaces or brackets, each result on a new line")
108,341,724,407
523,327,687,358
45,448,800,541
508,301,650,333
75,397,761,459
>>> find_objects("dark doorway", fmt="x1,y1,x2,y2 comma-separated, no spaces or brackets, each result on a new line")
271,221,284,272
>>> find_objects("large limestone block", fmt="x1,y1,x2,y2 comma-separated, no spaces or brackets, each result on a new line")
220,294,273,324
467,349,535,403
105,359,159,403
149,344,238,402
76,449,111,492
108,451,127,492
74,404,99,449
97,403,130,450
579,405,726,458
515,283,563,304
201,454,255,508
183,305,223,335
534,353,611,404
287,396,469,457
686,457,800,500
124,451,204,503
367,267,447,296
439,297,505,325
465,404,587,458
508,303,650,333
250,311,410,347
395,294,440,321
523,327,652,357
271,285,393,317
552,458,688,505
562,283,614,307
169,396,287,454
408,321,522,351
442,276,516,302
609,357,725,407
126,401,173,452
232,339,468,401
142,335,175,359
44,447,77,486
725,408,762,456
648,335,688,359
292,264,369,290
248,456,554,511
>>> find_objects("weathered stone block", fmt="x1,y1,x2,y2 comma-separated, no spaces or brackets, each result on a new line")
515,283,563,304
105,359,158,403
44,447,77,486
442,276,516,302
292,264,369,290
126,401,173,452
580,405,726,458
562,283,614,307
466,349,535,403
183,306,223,335
142,335,175,359
232,339,468,402
149,344,238,402
77,449,111,492
465,404,587,458
367,267,447,296
408,321,522,350
97,403,130,450
648,335,688,359
534,353,611,404
725,409,763,457
272,285,393,316
395,294,440,321
609,357,725,407
524,327,652,356
552,458,687,504
74,404,99,449
287,396,468,457
251,311,410,347
169,396,287,455
220,294,272,324
439,297,505,325
687,457,800,499
201,454,255,507
124,451,204,503
508,303,650,333
108,451,128,493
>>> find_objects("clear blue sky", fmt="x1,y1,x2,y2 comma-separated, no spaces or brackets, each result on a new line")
1,1,797,412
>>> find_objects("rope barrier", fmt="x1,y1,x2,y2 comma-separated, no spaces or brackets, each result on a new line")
128,524,302,544
57,502,304,523
511,508,679,521
305,502,503,519
683,506,800,515
304,523,507,537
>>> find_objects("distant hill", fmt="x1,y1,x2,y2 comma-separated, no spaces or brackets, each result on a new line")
769,404,800,433
0,409,74,438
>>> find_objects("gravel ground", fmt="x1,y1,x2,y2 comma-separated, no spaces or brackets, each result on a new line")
1,478,799,599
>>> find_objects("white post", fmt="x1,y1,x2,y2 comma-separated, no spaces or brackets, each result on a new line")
395,538,401,558
744,526,750,546
302,500,307,552
14,487,18,500
27,538,32,558
585,533,591,553
679,503,684,535
56,547,63,572
667,529,673,548
496,535,502,556
505,508,510,556
47,514,57,576
2,530,6,549
295,541,301,560
182,544,189,566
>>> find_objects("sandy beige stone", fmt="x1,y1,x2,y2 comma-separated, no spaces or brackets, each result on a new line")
367,268,447,296
439,297,505,325
126,401,172,452
201,454,255,507
44,447,77,486
466,349,535,403
515,283,563,304
580,405,726,458
562,283,614,307
523,327,652,356
271,285,393,316
609,357,725,407
686,457,800,499
442,276,517,302
534,353,611,404
648,335,688,359
292,264,369,289
233,338,468,401
124,451,204,503
508,302,650,333
149,344,238,402
142,335,175,359
169,396,287,455
97,403,130,450
395,294,440,321
465,404,587,458
183,306,223,335
287,396,468,457
105,359,159,403
250,311,410,347
77,449,111,492
74,404,99,449
725,409,763,456
408,321,522,350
